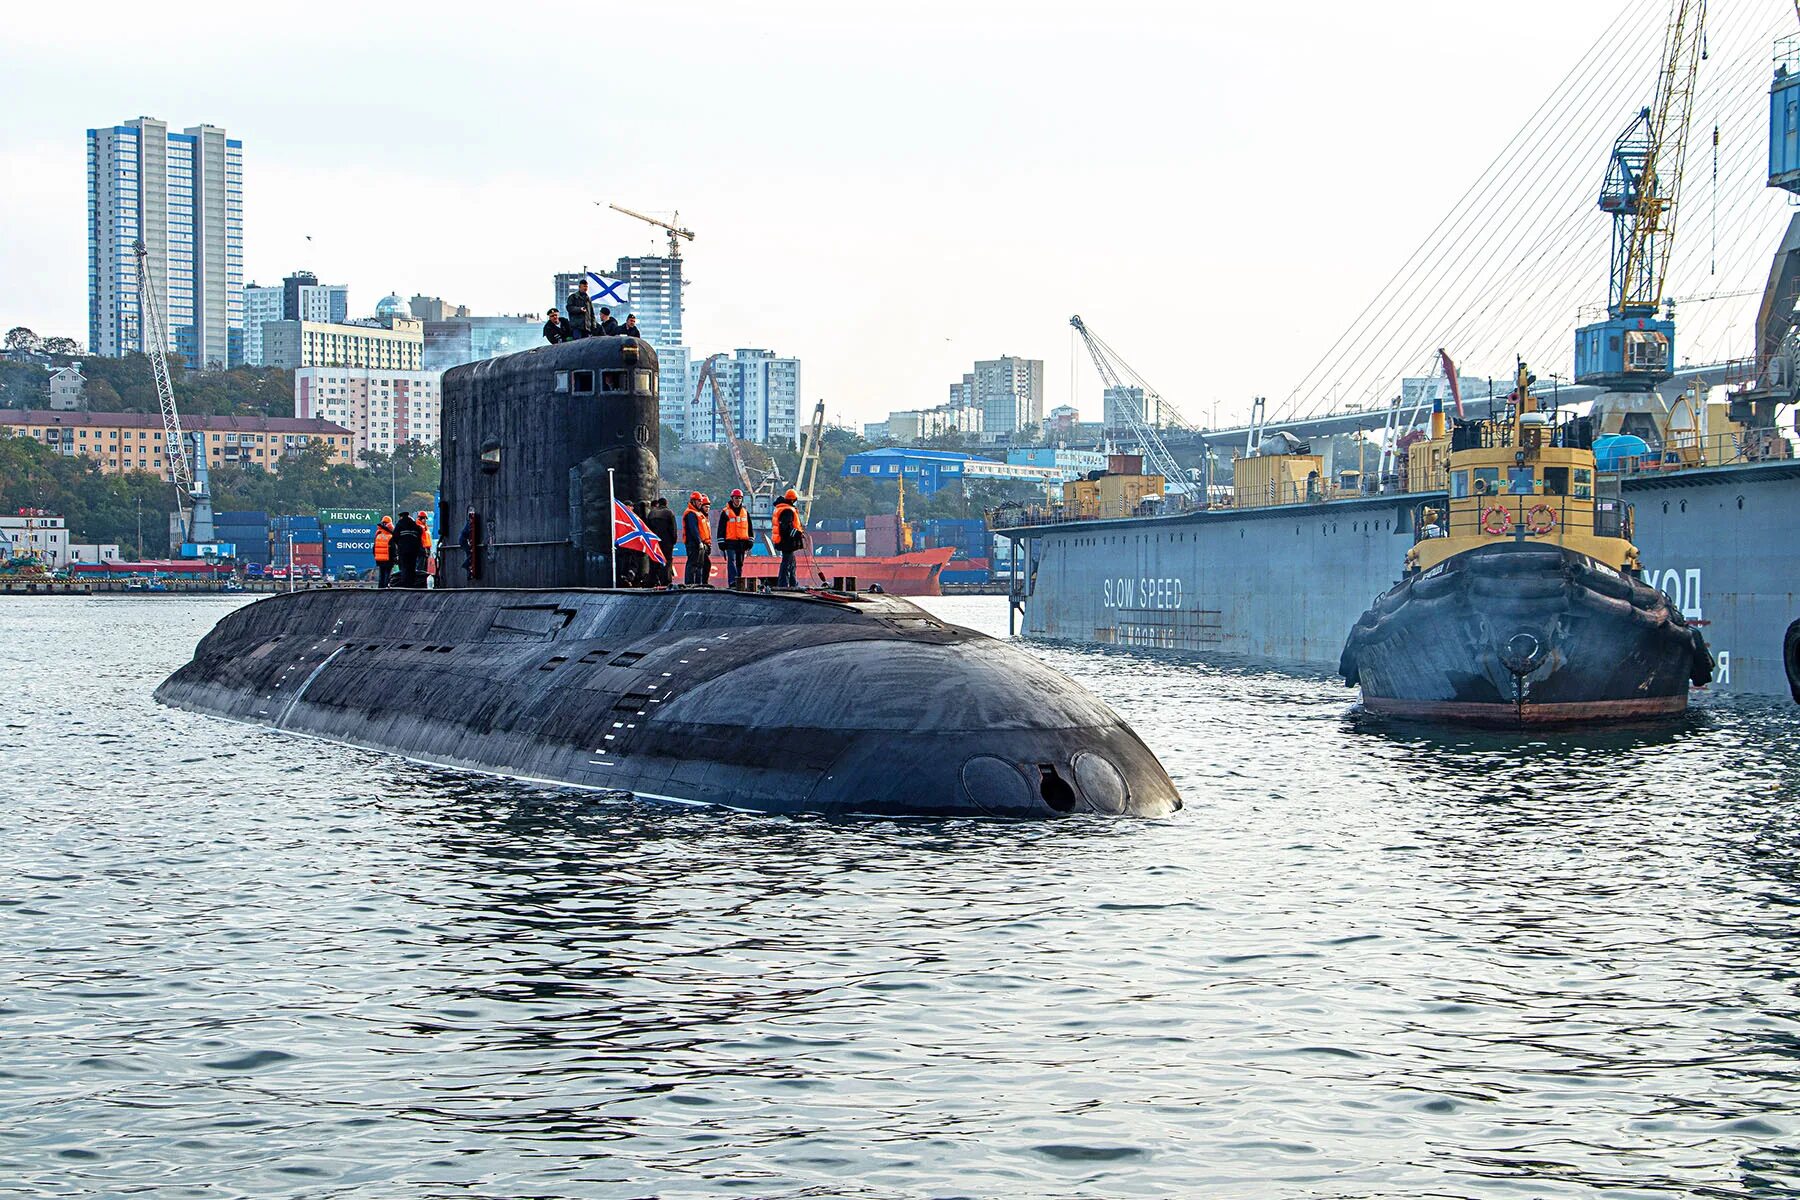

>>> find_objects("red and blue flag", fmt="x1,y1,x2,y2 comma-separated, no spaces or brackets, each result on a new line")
613,499,666,565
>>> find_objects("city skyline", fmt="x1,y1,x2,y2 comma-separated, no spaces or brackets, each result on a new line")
0,0,1727,431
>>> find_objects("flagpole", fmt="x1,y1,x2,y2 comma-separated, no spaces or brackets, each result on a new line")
607,467,618,588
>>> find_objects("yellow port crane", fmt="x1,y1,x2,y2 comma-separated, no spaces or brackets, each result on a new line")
1608,0,1708,318
605,203,696,259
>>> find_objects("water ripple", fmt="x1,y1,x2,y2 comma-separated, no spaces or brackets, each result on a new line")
1,595,1797,1198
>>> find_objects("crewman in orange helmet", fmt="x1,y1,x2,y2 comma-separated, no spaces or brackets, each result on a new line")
771,488,805,588
373,515,395,589
416,510,434,586
682,492,713,586
716,487,755,588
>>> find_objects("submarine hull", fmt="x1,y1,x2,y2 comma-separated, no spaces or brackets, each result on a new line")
1339,543,1712,726
156,588,1180,818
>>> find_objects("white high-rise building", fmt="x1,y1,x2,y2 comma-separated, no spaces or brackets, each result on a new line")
242,284,283,367
973,357,1044,434
689,349,802,446
295,367,441,457
87,117,243,369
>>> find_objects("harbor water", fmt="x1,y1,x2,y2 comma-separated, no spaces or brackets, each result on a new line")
5,595,1799,1198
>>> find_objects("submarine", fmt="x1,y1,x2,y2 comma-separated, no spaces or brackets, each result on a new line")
156,337,1179,818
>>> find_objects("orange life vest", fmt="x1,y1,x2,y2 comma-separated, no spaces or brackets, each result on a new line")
772,501,798,548
684,504,710,546
419,524,432,552
723,505,750,542
373,526,392,562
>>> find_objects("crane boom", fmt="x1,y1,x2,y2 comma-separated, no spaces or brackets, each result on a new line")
134,238,202,542
606,203,696,258
1575,0,1706,390
1607,0,1708,316
794,398,827,525
1068,315,1190,495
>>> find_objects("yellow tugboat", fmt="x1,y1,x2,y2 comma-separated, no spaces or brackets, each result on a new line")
1340,362,1712,724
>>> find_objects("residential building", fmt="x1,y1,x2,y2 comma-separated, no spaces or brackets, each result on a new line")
242,285,283,366
262,313,424,371
1006,446,1108,481
47,367,87,410
1045,405,1080,439
87,117,243,368
69,544,123,564
688,349,801,446
295,367,442,456
972,356,1045,434
281,272,348,324
863,419,892,442
423,316,543,372
0,513,70,567
0,410,354,479
840,448,1061,497
410,295,470,322
1103,385,1156,430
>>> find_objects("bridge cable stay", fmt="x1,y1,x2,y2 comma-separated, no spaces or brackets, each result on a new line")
1271,1,1661,422
1296,10,1700,420
1267,0,1789,430
1283,7,1686,420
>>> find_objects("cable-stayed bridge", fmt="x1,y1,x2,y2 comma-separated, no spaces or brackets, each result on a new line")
1136,0,1800,445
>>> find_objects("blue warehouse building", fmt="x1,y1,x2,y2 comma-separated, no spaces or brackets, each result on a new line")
840,448,1062,496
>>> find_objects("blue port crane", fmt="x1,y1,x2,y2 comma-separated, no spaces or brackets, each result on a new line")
1574,0,1709,390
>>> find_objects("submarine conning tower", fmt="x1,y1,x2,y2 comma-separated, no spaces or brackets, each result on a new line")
439,336,660,589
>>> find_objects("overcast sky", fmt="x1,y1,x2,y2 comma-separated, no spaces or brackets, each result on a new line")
0,0,1747,430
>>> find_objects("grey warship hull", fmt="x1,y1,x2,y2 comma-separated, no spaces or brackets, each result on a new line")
155,587,1180,819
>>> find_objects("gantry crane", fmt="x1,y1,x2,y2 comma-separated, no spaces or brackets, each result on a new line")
793,398,827,525
1068,315,1191,495
134,239,213,548
606,203,696,259
1574,0,1708,391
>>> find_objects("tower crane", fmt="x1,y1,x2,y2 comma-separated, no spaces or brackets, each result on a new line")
1573,0,1708,392
606,203,696,258
133,239,213,549
1068,315,1191,496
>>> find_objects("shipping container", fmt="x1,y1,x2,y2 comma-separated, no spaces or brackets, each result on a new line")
215,511,268,525
318,507,382,525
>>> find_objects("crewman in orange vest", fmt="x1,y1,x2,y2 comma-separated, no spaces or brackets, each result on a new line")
682,492,712,586
771,489,804,588
373,515,394,589
416,510,434,585
715,488,756,588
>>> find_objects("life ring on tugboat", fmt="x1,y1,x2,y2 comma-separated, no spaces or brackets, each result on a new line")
1480,505,1513,535
1525,504,1558,535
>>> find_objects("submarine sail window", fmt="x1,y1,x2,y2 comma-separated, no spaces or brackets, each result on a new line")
571,370,596,396
601,370,629,392
635,370,656,395
554,371,571,393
